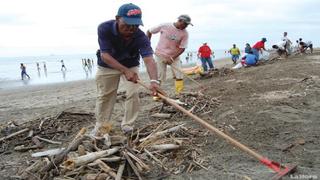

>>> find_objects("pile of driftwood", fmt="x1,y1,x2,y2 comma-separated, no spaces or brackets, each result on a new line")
0,111,94,154
150,92,220,119
2,118,209,180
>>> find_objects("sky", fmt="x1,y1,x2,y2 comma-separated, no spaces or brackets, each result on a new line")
0,0,319,57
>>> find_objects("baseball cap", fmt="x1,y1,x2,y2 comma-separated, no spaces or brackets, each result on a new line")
178,14,193,26
117,3,143,26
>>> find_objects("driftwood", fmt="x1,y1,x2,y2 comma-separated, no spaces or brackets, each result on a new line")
14,145,39,152
32,148,65,157
123,150,143,180
35,136,62,145
82,173,109,180
126,151,150,171
151,113,171,118
38,128,86,174
20,159,49,178
63,147,120,170
95,159,117,178
139,124,184,142
144,148,167,170
115,162,126,180
100,156,123,162
150,144,180,151
0,128,29,142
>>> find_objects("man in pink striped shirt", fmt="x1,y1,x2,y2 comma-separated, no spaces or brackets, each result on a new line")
147,15,192,95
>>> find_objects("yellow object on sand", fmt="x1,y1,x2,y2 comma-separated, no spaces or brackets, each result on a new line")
175,79,184,95
181,65,203,75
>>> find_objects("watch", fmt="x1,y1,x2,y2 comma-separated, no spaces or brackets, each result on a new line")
150,79,160,85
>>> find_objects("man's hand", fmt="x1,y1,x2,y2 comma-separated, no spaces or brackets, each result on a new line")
149,82,161,96
124,69,139,83
163,58,174,65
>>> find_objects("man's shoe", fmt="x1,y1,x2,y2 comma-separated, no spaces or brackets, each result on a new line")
122,125,134,135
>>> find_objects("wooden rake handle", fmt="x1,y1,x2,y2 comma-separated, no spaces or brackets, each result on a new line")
137,80,264,161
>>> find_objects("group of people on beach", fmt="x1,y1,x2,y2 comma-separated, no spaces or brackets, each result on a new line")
227,32,314,69
43,3,312,136
20,60,67,80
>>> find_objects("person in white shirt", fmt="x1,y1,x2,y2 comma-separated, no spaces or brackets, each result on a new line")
272,40,288,57
281,32,292,54
299,40,313,53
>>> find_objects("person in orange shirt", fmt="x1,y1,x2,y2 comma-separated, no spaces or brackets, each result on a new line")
197,43,214,73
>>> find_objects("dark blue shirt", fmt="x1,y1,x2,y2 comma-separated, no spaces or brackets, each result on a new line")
97,20,153,68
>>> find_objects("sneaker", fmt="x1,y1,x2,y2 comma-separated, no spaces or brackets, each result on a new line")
122,125,134,135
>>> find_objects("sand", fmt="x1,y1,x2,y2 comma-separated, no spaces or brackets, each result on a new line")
1,53,320,179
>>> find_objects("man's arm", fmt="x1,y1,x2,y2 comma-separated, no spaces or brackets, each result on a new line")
172,48,185,60
101,52,138,82
143,56,158,81
143,56,160,94
146,30,152,40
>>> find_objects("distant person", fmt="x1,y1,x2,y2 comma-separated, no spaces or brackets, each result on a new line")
43,62,47,77
185,55,189,63
281,32,292,54
252,38,267,59
60,60,67,71
87,58,92,69
36,62,41,77
147,14,192,95
241,51,258,67
293,40,300,53
272,40,288,58
20,63,30,80
229,44,241,64
82,58,88,71
36,62,41,71
245,43,252,53
198,42,214,72
299,41,313,54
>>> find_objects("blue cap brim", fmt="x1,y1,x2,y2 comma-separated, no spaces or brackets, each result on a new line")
122,17,143,26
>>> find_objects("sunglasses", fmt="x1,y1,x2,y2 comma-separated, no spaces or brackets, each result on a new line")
119,18,139,31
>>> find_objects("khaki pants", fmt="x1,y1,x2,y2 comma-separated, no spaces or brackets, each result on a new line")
95,66,140,129
155,55,183,82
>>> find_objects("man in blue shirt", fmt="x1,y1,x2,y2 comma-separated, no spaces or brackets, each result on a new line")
93,3,159,136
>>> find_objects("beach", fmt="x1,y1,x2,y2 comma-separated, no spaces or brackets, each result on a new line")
1,52,320,179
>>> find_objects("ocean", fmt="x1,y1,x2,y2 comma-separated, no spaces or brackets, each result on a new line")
0,50,230,89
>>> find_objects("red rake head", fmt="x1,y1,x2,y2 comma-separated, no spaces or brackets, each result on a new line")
260,158,297,180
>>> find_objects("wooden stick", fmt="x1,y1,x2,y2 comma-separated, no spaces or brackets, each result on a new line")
151,113,171,118
115,162,126,180
39,128,86,173
123,151,143,180
100,156,123,162
126,151,150,171
144,149,167,170
0,128,29,142
139,124,185,142
138,80,265,161
32,148,65,157
95,159,117,178
150,144,180,151
63,147,120,170
35,136,62,145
